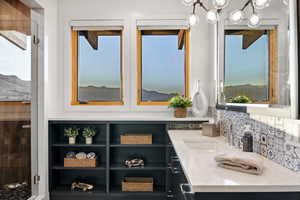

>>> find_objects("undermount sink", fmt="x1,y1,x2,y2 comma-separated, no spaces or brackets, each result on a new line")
183,140,218,153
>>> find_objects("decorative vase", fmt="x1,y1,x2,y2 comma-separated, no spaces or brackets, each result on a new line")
174,108,187,118
69,137,76,144
191,80,208,117
86,137,93,144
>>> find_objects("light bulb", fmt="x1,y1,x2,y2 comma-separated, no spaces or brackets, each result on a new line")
248,14,261,28
253,0,271,9
213,0,230,9
182,0,194,6
189,14,199,26
229,10,243,24
206,10,219,24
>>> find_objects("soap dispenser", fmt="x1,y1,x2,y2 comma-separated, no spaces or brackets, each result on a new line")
242,125,253,152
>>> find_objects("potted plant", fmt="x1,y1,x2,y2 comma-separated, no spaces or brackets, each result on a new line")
64,127,80,144
169,95,192,118
82,127,96,144
229,95,252,104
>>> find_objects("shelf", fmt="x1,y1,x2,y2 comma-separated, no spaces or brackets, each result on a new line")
52,144,106,147
51,185,106,196
110,144,165,148
52,165,106,170
110,163,166,170
110,186,166,196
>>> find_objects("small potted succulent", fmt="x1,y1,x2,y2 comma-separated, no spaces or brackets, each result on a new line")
64,127,80,144
82,127,96,144
169,95,193,118
229,95,252,104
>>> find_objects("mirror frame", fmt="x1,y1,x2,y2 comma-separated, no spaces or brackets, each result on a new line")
215,0,299,120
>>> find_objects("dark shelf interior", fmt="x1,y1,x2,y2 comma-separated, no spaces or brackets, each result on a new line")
49,121,173,200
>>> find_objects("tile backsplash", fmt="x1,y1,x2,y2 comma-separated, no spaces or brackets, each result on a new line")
216,110,300,173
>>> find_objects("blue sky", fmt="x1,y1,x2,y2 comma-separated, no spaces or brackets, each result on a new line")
0,35,31,81
142,35,184,94
78,34,185,94
78,35,121,88
224,34,269,86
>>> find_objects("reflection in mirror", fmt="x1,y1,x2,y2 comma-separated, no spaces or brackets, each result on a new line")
216,0,297,118
223,28,289,105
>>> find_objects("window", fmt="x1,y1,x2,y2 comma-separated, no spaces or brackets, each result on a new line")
0,32,31,103
223,29,278,104
137,30,190,105
71,30,123,105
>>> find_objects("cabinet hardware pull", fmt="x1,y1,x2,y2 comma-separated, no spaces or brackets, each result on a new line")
180,184,194,200
22,125,31,129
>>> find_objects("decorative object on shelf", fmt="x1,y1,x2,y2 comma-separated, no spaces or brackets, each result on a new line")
242,125,253,152
64,127,80,144
169,95,192,118
122,177,154,192
202,123,220,137
64,152,98,167
87,152,96,159
183,0,277,28
120,134,152,145
75,152,87,159
0,182,31,200
191,80,208,117
124,157,145,168
66,152,76,159
82,127,97,144
71,181,94,192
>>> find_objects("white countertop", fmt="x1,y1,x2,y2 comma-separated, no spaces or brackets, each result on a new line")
168,130,300,193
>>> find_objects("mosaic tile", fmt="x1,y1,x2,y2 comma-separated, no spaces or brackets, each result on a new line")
260,144,268,157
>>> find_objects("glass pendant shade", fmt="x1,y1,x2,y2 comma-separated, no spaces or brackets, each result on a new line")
253,0,271,9
229,10,243,24
189,14,199,26
182,0,195,6
206,10,219,24
248,13,261,28
213,0,230,9
282,0,289,6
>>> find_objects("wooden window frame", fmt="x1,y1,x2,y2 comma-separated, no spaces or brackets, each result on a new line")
136,29,190,106
71,30,124,106
224,29,278,104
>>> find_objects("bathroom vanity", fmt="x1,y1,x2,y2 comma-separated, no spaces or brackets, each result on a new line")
168,130,300,200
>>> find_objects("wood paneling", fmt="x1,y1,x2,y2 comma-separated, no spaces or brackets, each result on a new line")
0,120,31,186
0,0,31,35
268,29,278,104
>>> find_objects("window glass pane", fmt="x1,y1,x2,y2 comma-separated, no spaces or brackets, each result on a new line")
141,34,185,102
224,31,269,103
78,32,121,102
0,33,31,102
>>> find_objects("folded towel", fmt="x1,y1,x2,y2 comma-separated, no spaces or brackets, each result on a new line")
215,152,264,175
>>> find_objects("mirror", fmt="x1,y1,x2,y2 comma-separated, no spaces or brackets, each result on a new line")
216,0,298,119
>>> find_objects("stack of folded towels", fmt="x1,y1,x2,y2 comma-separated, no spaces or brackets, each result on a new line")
214,152,264,175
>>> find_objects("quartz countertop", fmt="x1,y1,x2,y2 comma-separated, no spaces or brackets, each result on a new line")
168,130,300,193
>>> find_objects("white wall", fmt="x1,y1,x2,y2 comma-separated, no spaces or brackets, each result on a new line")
47,0,216,119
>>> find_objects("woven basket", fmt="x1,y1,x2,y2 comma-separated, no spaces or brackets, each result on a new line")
64,158,97,168
174,108,187,118
122,177,153,192
120,134,152,144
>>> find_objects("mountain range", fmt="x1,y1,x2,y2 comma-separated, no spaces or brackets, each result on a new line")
0,74,31,101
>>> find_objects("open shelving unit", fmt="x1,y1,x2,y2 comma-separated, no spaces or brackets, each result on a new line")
49,121,176,200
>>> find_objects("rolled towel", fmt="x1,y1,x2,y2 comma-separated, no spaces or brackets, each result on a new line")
215,152,264,175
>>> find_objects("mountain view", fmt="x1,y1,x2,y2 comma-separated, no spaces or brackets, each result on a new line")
78,86,176,102
224,84,268,102
0,74,31,101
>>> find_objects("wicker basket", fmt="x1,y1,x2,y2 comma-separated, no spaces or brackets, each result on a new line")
120,134,152,145
174,108,187,118
64,158,97,168
122,177,153,192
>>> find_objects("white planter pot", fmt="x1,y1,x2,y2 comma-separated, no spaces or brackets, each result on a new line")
69,137,76,144
86,137,93,145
